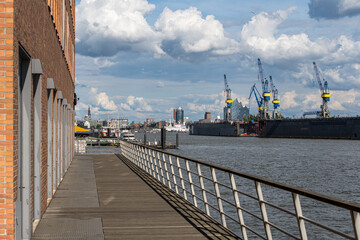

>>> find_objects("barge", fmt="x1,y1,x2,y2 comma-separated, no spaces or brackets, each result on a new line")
189,122,257,137
258,117,360,139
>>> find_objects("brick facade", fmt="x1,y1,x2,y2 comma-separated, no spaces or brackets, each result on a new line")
0,0,75,239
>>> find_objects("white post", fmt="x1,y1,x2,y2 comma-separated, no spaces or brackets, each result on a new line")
255,181,272,240
211,167,226,227
185,160,197,207
230,173,248,240
169,156,178,194
352,211,360,240
176,157,187,200
197,163,210,216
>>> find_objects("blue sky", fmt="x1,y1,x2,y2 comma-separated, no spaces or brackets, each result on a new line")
74,0,360,121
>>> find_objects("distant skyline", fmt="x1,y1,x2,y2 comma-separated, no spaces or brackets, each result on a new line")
74,0,360,121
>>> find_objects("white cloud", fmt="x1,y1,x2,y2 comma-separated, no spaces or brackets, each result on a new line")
90,88,117,111
94,58,116,68
76,0,163,57
155,7,240,55
125,96,153,112
281,91,300,109
240,7,329,64
330,89,360,110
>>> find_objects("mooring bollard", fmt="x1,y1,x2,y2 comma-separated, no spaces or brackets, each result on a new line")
161,128,166,149
176,132,179,148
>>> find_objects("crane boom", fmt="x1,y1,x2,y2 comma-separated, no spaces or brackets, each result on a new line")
257,58,271,119
312,61,330,118
313,62,324,91
223,74,233,122
249,84,263,108
257,58,266,92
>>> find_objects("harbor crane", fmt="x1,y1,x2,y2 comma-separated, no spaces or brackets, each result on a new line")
249,84,264,116
223,74,233,122
312,61,330,118
269,75,280,119
257,58,271,120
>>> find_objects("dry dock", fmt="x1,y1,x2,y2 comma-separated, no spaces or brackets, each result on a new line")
31,154,239,239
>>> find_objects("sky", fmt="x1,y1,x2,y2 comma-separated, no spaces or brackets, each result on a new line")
74,0,360,122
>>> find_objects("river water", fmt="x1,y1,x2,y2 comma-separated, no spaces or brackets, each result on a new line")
133,132,359,239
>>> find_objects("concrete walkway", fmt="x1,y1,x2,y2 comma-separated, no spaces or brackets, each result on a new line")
32,154,240,239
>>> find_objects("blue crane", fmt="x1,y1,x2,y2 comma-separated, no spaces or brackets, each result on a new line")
223,74,233,122
269,75,280,119
249,84,264,115
312,61,330,118
257,58,271,119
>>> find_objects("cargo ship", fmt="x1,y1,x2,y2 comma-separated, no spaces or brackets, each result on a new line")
189,122,257,137
258,117,360,139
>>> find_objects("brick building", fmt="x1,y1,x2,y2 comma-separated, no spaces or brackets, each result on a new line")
0,0,76,239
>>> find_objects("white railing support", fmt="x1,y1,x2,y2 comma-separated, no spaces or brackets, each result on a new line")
197,163,210,216
230,173,248,240
255,181,272,240
292,193,308,240
163,153,172,189
352,211,360,240
211,167,226,228
176,157,187,200
169,156,179,194
185,160,197,207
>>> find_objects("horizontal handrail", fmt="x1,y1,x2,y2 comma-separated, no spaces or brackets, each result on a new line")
126,140,360,212
119,140,360,240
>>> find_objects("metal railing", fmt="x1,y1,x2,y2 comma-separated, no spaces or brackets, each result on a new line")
119,140,360,240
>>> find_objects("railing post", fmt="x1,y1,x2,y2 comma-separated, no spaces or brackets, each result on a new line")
157,152,166,185
145,148,152,175
147,148,156,177
176,157,187,200
211,167,226,227
230,173,248,240
138,146,144,170
135,145,141,167
141,147,149,173
255,181,272,240
292,193,307,240
197,163,210,216
130,144,135,163
162,153,172,189
185,160,197,207
169,156,179,194
152,150,161,181
352,211,360,240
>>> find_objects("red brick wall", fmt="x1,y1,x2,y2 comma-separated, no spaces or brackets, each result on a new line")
0,0,16,238
0,0,75,238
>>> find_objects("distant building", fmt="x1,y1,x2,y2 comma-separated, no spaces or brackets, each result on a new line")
204,112,211,120
175,107,185,124
173,108,177,122
232,99,249,121
146,118,154,124
84,105,92,121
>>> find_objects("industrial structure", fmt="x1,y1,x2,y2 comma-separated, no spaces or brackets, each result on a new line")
302,62,331,118
269,75,280,119
313,61,331,118
223,74,233,122
249,83,264,118
0,1,76,239
257,58,271,120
